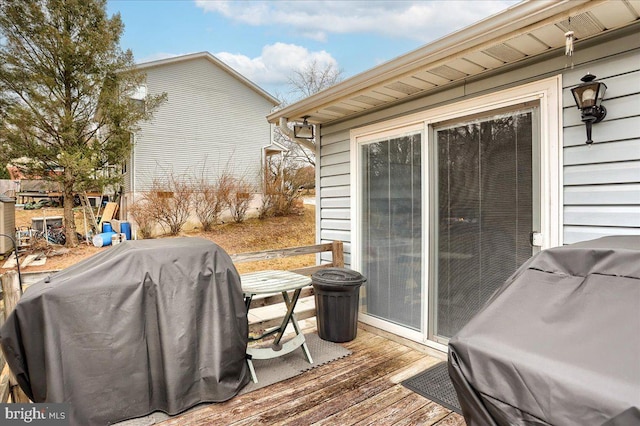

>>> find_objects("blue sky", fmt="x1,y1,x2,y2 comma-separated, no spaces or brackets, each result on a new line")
107,0,519,102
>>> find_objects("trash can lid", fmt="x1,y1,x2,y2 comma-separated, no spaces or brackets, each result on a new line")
312,267,366,286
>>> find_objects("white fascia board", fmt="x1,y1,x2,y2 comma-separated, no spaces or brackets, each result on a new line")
267,0,594,124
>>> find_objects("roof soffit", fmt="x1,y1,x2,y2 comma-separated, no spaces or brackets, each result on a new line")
269,0,638,125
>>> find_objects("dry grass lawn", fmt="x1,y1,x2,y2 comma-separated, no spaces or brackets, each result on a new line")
6,204,316,274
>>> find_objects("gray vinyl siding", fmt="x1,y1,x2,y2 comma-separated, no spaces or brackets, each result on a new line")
561,52,640,244
318,23,640,260
132,57,276,192
318,133,352,266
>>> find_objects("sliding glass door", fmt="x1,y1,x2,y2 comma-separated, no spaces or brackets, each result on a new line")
430,106,539,342
353,79,560,346
360,131,422,331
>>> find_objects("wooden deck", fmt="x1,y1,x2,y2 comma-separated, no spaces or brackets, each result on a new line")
158,327,466,426
2,244,467,424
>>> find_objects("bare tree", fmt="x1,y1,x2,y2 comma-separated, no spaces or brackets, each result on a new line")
287,60,343,99
273,125,316,167
275,60,344,168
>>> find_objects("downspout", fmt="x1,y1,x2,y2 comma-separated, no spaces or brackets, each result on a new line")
130,133,137,239
278,117,316,151
277,117,320,251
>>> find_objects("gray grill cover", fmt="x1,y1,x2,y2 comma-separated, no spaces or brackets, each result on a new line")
449,236,640,426
0,237,249,425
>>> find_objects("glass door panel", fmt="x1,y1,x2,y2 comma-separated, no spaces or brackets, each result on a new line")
432,108,537,341
360,132,422,330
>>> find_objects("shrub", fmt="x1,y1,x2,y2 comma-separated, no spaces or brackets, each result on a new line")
193,172,233,231
227,177,254,223
138,173,194,236
128,200,156,239
259,161,310,218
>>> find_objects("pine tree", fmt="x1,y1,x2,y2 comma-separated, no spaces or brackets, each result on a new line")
0,0,165,246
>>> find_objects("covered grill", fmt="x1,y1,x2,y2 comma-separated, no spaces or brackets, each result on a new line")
449,236,640,425
1,237,249,425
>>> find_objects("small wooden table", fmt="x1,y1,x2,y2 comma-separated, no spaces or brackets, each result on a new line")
241,270,314,383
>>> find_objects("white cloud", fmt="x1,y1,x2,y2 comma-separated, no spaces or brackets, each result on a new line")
194,0,518,42
215,42,338,86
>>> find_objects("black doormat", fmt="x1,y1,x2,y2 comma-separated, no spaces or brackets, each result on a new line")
402,362,461,414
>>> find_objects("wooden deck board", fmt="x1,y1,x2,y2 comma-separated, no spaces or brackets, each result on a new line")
160,335,410,426
393,400,451,426
280,356,440,425
353,391,433,426
215,346,417,425
311,385,417,426
158,327,465,426
432,412,467,426
261,352,424,426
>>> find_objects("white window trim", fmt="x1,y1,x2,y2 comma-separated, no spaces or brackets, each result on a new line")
350,75,563,348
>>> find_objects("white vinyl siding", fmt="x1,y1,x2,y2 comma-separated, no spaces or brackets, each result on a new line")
132,57,276,192
317,24,639,261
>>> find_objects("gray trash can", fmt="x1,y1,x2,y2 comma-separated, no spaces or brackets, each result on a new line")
312,268,366,343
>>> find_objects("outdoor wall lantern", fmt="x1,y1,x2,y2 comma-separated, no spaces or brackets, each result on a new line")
293,116,314,139
571,73,607,145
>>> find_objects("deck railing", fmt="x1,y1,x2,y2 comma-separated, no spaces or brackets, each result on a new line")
0,241,345,401
230,240,344,335
1,271,30,402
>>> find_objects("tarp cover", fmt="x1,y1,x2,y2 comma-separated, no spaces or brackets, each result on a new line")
1,237,249,425
448,236,640,426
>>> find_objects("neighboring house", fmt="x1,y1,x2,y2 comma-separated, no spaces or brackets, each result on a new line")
268,0,640,352
122,52,279,220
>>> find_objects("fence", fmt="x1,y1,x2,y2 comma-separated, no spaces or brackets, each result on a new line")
0,271,30,402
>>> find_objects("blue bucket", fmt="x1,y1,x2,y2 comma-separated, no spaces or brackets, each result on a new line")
120,221,132,241
92,232,116,247
102,222,113,233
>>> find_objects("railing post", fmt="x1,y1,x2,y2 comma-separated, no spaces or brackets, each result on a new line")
331,240,344,268
2,271,21,322
1,271,31,403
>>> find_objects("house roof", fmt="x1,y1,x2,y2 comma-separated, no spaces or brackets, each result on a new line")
267,0,639,126
136,52,280,106
264,140,289,153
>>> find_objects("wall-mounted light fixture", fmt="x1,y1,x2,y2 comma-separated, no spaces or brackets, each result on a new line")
293,116,314,140
570,73,607,145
